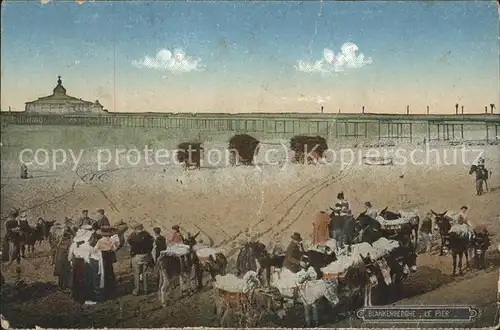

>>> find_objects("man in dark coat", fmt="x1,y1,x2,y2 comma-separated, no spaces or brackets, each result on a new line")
283,232,305,273
5,209,30,264
95,209,110,229
20,163,28,179
127,223,154,295
77,210,94,228
152,227,167,288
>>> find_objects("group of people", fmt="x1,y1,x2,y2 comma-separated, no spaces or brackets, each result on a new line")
47,208,120,304
309,190,483,260
1,203,194,303
118,223,185,297
311,192,379,247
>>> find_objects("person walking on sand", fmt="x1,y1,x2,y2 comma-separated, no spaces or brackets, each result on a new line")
53,230,73,290
95,226,120,300
127,223,154,296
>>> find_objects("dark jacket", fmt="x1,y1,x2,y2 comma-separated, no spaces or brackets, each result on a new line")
77,216,94,228
283,240,303,273
470,165,489,181
127,230,154,256
96,215,110,229
5,219,30,242
420,217,432,233
153,235,167,261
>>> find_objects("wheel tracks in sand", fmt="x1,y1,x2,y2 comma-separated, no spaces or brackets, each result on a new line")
0,178,79,221
222,164,353,258
77,165,216,246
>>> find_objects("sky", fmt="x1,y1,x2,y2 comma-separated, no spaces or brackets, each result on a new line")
1,0,499,114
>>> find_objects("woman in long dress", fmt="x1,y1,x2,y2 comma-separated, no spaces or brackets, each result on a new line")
53,231,73,290
95,226,120,301
68,225,98,304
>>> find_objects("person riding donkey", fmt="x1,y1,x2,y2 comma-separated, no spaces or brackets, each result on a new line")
330,192,350,216
364,201,379,220
169,225,184,244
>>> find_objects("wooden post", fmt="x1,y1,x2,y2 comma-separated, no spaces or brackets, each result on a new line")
486,123,489,142
406,105,410,115
437,124,440,141
452,124,455,140
461,124,464,139
409,123,413,142
485,106,488,114
427,106,430,115
335,121,338,138
461,106,464,114
362,106,365,114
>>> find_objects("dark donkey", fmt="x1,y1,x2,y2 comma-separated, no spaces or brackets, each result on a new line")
379,207,420,249
236,241,337,286
190,238,228,291
25,218,56,257
431,210,472,275
236,241,285,286
431,210,452,256
350,212,383,245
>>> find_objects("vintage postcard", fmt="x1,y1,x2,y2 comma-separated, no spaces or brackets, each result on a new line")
1,0,499,328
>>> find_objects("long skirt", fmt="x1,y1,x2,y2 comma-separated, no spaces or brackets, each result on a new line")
85,259,101,302
54,245,72,289
71,258,86,303
101,251,116,300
